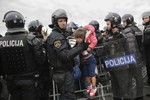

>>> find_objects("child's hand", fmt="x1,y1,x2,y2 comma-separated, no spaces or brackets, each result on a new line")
69,21,73,28
87,47,91,52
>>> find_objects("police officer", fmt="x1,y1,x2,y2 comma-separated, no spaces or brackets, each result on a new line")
142,11,150,87
28,20,44,38
0,11,45,100
122,14,143,52
28,20,51,100
122,13,143,100
47,9,88,100
104,12,143,100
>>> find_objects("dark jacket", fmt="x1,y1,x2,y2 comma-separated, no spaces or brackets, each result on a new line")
143,25,150,48
46,26,84,71
125,25,143,51
0,28,45,75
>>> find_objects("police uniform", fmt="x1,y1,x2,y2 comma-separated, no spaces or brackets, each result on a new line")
0,30,46,100
28,20,51,100
123,28,143,100
0,11,46,100
47,25,88,100
121,14,144,100
47,9,88,100
143,24,150,85
38,37,51,100
124,25,143,52
104,12,143,100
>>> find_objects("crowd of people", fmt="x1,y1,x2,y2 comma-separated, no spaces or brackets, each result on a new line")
0,9,150,100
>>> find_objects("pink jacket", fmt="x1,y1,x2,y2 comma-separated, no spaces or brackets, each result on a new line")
83,25,98,49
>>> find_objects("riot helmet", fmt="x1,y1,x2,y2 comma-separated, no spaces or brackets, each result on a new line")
28,20,43,32
142,11,150,18
89,20,99,31
3,11,25,29
122,14,134,25
51,9,68,25
142,11,150,26
104,12,121,28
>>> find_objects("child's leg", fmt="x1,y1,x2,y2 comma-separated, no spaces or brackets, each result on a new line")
88,61,96,87
83,63,91,86
85,76,91,84
83,63,90,83
91,76,96,86
83,63,92,94
85,76,92,94
88,60,97,96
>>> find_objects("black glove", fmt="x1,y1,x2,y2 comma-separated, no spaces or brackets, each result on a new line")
80,41,89,50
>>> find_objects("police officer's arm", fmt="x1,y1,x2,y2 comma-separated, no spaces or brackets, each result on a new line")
27,34,46,65
53,39,87,62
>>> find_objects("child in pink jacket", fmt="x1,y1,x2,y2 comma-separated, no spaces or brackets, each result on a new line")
74,25,98,96
84,25,98,51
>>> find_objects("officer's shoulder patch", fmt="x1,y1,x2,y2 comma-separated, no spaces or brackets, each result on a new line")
54,40,61,48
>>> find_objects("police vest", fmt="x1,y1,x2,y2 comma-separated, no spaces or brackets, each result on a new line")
47,31,73,71
0,33,37,75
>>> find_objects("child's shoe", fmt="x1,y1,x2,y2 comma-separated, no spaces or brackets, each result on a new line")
86,84,92,94
90,86,97,96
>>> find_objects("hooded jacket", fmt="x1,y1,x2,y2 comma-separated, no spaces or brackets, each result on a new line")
83,25,98,49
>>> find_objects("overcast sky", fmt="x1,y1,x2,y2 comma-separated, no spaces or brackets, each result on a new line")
0,0,150,36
